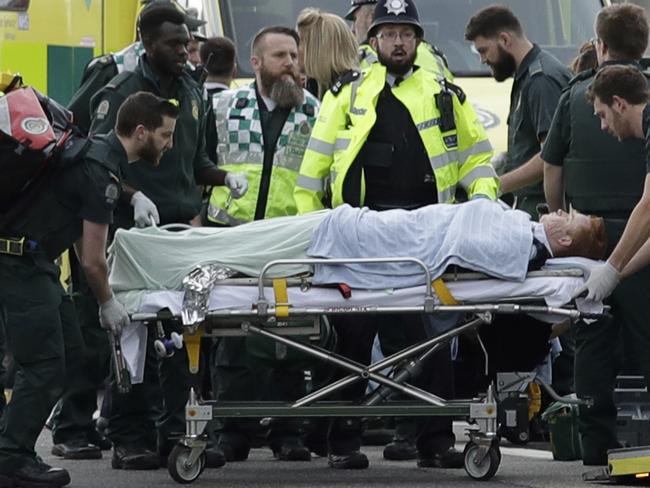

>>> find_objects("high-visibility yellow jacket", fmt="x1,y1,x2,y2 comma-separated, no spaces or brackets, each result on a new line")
207,84,320,225
294,63,497,213
359,42,454,80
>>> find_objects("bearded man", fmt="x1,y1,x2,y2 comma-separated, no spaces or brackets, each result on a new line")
206,26,320,225
465,5,571,219
205,26,320,463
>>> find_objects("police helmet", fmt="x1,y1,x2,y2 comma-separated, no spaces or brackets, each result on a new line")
368,0,423,38
344,0,377,21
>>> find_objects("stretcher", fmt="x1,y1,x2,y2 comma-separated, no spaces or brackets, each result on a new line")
116,255,605,483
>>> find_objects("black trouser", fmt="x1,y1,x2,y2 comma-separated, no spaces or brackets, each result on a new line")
0,254,84,471
574,266,650,464
51,255,110,444
327,314,455,456
106,320,190,457
211,336,306,450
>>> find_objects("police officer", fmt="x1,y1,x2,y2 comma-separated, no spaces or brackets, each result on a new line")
345,0,452,80
0,91,178,488
542,5,650,464
295,0,497,470
206,26,319,462
465,5,571,218
88,4,245,470
68,0,205,133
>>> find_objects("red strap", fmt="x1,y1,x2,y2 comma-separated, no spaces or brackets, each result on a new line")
337,283,352,299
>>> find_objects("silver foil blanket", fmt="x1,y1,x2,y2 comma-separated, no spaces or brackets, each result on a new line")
181,264,237,325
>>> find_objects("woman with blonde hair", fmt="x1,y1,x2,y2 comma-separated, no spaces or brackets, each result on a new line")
297,8,359,99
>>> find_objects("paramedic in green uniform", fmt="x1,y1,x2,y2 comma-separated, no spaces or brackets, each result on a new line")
89,4,246,470
465,5,571,218
49,0,209,462
0,92,178,488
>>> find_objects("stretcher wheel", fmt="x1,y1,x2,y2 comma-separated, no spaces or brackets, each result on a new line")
463,442,500,481
168,445,206,484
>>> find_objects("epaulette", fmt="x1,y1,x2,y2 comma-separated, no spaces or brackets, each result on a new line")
426,42,449,68
568,68,596,87
331,70,361,96
86,54,115,72
529,59,544,77
441,79,466,104
105,70,137,90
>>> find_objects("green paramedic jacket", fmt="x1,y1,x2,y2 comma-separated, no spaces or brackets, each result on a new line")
294,63,497,213
206,84,320,225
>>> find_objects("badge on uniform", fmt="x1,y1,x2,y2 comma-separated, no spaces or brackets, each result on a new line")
96,100,110,120
192,100,199,120
386,0,407,16
105,183,119,205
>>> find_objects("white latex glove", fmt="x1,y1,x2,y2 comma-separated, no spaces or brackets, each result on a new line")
99,295,130,335
571,261,621,302
224,172,249,199
131,191,160,228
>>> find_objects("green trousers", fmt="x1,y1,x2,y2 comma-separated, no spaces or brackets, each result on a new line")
575,266,650,464
105,319,189,457
50,255,110,444
0,254,83,471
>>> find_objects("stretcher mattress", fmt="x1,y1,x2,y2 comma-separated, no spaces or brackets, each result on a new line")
119,257,598,315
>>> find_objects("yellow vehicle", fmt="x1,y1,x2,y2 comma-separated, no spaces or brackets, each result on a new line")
201,0,610,152
0,0,138,105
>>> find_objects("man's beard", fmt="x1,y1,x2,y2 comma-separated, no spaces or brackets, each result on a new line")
260,67,304,109
377,48,417,76
138,134,163,166
489,45,517,82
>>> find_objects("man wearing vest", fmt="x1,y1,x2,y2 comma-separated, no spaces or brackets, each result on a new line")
0,92,178,488
345,0,452,80
295,0,497,470
205,26,320,462
88,5,245,470
542,4,650,466
465,5,571,219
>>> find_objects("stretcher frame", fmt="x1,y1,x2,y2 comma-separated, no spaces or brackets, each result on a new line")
128,257,603,483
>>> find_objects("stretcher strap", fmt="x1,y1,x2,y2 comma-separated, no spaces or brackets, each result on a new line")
432,278,458,305
273,278,290,318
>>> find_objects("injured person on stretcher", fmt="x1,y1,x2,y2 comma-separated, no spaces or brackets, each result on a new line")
109,198,608,294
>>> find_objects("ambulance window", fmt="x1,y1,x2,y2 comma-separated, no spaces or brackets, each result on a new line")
0,0,29,11
218,0,604,78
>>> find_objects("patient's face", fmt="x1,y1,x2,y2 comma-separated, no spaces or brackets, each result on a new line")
540,209,591,239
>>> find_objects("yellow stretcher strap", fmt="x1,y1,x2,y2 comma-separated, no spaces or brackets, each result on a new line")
432,278,458,305
184,324,204,374
273,278,290,318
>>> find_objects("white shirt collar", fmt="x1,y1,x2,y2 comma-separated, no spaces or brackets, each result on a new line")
386,68,414,87
533,222,554,257
261,95,277,112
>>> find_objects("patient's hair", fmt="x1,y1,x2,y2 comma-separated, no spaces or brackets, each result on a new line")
562,216,608,260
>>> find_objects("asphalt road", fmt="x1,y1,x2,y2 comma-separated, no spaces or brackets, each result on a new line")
35,430,599,488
